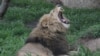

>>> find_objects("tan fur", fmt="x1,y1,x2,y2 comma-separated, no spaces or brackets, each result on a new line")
17,43,53,56
17,6,70,56
29,6,69,39
29,15,67,39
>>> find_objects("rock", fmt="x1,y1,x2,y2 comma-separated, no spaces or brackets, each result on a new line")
46,0,63,5
46,0,100,8
61,0,100,8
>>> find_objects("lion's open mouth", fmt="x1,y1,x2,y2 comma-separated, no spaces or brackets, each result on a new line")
58,12,67,24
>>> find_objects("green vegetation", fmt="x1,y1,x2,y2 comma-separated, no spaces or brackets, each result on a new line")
0,0,100,56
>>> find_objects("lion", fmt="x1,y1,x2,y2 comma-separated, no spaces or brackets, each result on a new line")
17,43,53,56
17,5,70,56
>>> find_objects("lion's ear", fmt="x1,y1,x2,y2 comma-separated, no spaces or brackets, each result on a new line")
49,10,54,16
41,21,48,28
39,15,49,28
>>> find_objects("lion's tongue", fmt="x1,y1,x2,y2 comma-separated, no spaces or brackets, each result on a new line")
61,19,66,23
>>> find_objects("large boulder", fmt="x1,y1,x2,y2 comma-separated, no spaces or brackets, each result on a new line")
46,0,63,5
61,0,100,8
46,0,100,8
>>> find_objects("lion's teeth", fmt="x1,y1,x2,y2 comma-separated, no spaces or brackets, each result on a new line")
62,19,66,22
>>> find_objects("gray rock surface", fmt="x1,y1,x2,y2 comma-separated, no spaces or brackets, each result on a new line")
46,0,100,8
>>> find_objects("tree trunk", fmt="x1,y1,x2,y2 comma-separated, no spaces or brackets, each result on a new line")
0,0,10,19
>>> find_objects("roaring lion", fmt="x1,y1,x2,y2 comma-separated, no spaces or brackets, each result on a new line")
17,5,70,56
